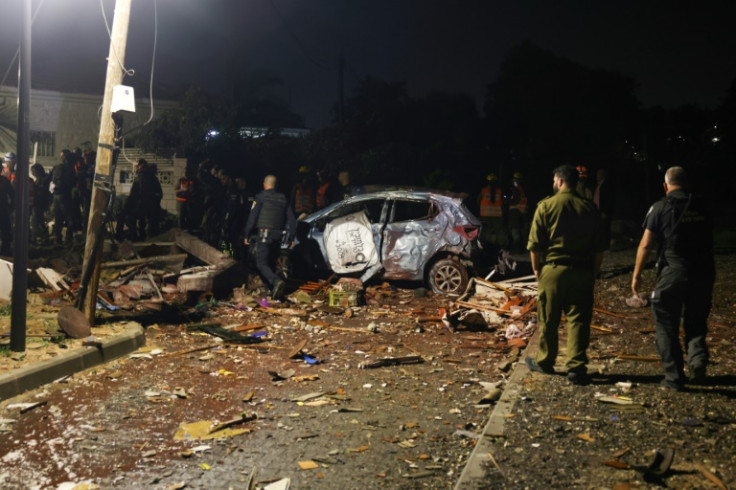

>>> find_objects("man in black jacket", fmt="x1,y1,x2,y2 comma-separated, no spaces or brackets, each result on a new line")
632,166,714,391
244,175,296,300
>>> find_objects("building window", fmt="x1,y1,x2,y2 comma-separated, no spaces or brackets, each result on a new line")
158,171,172,185
30,130,56,157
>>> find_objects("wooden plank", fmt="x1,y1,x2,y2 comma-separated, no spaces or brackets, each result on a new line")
101,253,188,270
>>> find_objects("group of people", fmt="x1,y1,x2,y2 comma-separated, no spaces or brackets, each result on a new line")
477,172,530,252
524,164,714,392
290,167,354,219
0,148,96,254
174,160,250,259
173,162,356,262
478,165,614,253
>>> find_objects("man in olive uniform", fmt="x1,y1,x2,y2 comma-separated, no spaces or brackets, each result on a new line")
525,164,606,385
632,166,714,391
244,175,296,300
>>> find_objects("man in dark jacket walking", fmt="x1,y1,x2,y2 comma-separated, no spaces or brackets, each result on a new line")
244,175,296,300
632,166,714,391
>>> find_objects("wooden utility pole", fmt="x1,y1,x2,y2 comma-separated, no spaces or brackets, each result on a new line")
10,0,32,352
80,0,132,324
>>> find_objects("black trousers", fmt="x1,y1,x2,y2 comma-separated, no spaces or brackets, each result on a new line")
651,264,714,383
253,229,283,288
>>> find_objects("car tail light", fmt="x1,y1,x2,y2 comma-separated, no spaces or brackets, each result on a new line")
453,225,479,241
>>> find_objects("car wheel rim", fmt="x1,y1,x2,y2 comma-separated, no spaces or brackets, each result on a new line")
435,264,461,292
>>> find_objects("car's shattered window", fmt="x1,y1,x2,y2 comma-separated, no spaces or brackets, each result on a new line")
391,199,431,222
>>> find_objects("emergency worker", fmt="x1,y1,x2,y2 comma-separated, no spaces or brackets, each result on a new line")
243,175,296,300
290,166,317,219
223,174,249,259
176,168,196,230
525,164,606,385
632,166,714,390
2,152,16,183
575,165,593,200
315,169,336,209
30,163,51,244
478,173,506,247
506,171,529,253
50,150,77,244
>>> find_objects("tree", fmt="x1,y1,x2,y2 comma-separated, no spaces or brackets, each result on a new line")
484,41,640,191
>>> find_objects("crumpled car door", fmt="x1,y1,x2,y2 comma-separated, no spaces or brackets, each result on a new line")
381,199,447,280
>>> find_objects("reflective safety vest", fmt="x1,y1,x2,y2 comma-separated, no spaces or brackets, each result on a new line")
293,183,316,214
176,178,194,202
508,184,528,213
479,186,503,218
316,182,332,209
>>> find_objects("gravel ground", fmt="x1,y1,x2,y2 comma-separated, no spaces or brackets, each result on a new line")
470,250,736,489
1,249,734,489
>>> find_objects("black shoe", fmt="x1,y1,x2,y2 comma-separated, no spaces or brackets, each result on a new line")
659,378,684,392
567,371,591,386
272,279,286,301
688,365,706,384
525,357,555,374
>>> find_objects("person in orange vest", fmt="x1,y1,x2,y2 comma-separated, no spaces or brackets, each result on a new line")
576,165,593,200
506,171,529,253
2,152,16,183
176,167,196,230
478,173,507,247
315,168,335,210
290,165,317,219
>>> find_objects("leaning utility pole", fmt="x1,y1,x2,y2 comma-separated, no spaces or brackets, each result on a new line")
10,0,32,352
80,0,132,324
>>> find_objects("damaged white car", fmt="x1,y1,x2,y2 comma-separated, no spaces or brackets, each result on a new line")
289,189,483,294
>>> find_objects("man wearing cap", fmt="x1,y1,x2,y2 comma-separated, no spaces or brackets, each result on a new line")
632,166,714,391
244,175,296,301
525,164,606,385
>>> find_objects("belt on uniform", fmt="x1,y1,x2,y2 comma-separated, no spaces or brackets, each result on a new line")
545,258,592,269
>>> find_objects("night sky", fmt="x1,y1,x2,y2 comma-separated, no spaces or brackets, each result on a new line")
1,0,735,128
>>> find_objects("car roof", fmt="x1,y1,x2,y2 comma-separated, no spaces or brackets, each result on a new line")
303,188,472,222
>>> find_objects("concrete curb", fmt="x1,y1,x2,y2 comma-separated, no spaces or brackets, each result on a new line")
454,328,540,489
0,323,145,401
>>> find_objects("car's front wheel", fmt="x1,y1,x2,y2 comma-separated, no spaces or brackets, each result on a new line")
427,257,469,295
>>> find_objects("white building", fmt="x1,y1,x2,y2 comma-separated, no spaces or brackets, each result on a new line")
0,85,185,214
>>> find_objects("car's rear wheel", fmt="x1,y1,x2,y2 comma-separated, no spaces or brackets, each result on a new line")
428,257,469,295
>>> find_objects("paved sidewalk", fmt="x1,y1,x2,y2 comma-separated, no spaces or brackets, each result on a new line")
0,322,145,401
454,328,540,488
